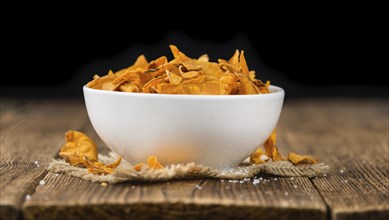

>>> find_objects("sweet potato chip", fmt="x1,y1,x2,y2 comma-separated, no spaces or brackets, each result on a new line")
81,155,122,175
147,156,164,169
250,148,269,164
133,156,164,171
263,129,284,161
59,131,98,166
87,45,272,96
287,152,318,165
60,131,122,175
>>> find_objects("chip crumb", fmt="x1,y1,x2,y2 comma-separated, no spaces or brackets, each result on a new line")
25,194,31,201
100,182,108,187
39,180,46,186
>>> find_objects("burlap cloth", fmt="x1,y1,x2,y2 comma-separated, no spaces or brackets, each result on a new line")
48,152,329,184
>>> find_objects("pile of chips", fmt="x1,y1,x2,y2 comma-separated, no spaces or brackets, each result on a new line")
59,46,318,176
87,45,270,95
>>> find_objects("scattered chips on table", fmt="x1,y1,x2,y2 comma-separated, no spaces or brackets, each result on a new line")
87,45,270,95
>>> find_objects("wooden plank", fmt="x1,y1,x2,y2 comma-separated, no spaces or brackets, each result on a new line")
0,99,87,220
22,100,327,220
277,99,388,220
23,173,326,220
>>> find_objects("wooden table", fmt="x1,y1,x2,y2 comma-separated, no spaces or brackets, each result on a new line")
0,98,388,220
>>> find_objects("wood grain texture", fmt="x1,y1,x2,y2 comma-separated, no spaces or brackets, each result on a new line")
2,99,388,220
0,99,87,220
22,172,326,220
277,99,389,220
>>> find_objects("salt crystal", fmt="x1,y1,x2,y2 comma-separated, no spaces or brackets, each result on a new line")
239,180,244,184
34,161,39,165
362,160,366,164
259,177,263,181
340,169,345,174
291,177,294,180
100,182,108,187
323,174,327,177
253,179,260,185
293,185,298,189
36,164,40,167
225,186,230,189
243,178,250,182
54,173,59,177
220,179,225,182
229,180,238,183
284,192,289,196
25,194,31,201
195,185,202,190
131,185,135,189
274,178,278,181
344,180,348,183
39,180,46,186
260,155,269,161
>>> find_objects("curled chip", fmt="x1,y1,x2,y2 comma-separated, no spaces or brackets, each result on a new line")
59,130,121,175
263,129,284,161
81,155,121,175
87,45,270,95
287,152,318,165
59,130,98,166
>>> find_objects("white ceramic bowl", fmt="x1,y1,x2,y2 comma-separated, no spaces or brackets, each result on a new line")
83,85,284,169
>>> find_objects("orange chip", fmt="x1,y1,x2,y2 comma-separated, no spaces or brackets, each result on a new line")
147,156,164,169
250,148,269,164
264,129,284,161
287,152,318,165
59,130,98,166
87,45,271,96
60,130,122,175
133,156,164,171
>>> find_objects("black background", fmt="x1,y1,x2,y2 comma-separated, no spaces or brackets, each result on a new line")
1,7,386,99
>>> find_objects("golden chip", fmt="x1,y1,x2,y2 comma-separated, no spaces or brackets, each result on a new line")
87,45,271,95
287,152,318,165
59,130,98,166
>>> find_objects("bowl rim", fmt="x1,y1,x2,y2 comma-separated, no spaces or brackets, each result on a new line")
83,85,284,100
